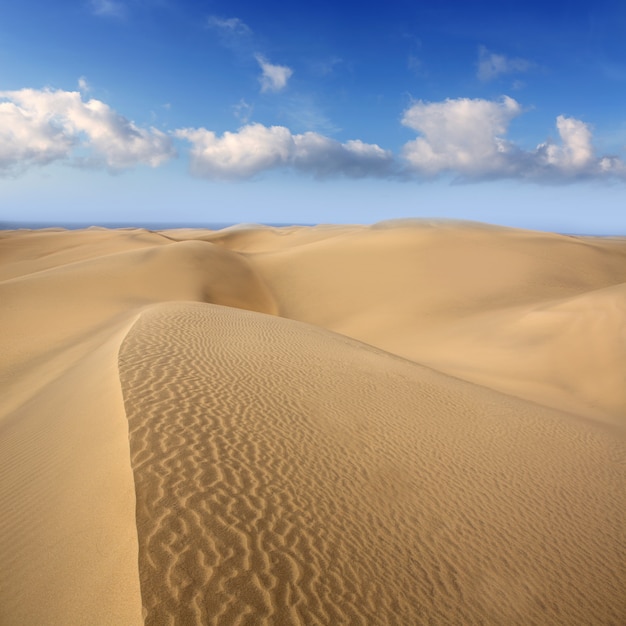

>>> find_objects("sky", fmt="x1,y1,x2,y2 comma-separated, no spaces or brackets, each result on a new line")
1,0,626,233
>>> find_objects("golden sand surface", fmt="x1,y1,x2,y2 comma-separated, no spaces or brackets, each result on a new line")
1,221,625,624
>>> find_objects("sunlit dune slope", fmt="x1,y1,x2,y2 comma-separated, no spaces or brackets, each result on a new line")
0,316,142,625
0,226,171,280
247,221,626,421
119,301,626,625
407,280,626,421
1,238,276,378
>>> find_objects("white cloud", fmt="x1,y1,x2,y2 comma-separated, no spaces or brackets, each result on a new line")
175,124,293,179
255,55,293,93
402,96,522,177
0,93,75,171
533,116,626,178
536,116,594,171
477,46,532,82
175,123,393,180
3,85,624,185
89,0,126,18
0,88,175,174
401,96,626,181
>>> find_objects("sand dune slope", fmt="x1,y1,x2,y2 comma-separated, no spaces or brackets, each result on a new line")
409,280,626,421
1,238,276,381
119,301,626,625
162,224,365,253
0,316,143,625
0,226,171,280
250,222,626,421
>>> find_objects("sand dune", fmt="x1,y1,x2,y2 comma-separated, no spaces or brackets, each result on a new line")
1,222,625,624
0,226,170,281
250,222,626,421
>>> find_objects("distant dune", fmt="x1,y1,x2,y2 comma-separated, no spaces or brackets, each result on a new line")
1,222,625,624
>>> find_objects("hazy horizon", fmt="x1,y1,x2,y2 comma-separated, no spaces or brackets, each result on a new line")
2,217,624,238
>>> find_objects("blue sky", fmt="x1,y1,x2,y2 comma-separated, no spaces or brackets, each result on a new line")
1,0,625,232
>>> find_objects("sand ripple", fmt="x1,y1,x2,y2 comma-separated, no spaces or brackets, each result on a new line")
119,301,626,625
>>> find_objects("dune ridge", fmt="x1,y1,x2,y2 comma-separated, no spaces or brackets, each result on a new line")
0,231,273,624
1,221,625,624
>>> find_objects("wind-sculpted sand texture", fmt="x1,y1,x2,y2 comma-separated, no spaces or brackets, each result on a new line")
120,302,626,625
2,222,626,623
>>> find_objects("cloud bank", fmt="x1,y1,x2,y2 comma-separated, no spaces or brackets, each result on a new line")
0,88,175,174
175,124,394,179
1,87,625,183
401,96,626,181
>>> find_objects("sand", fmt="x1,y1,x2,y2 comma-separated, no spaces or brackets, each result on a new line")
1,221,625,624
